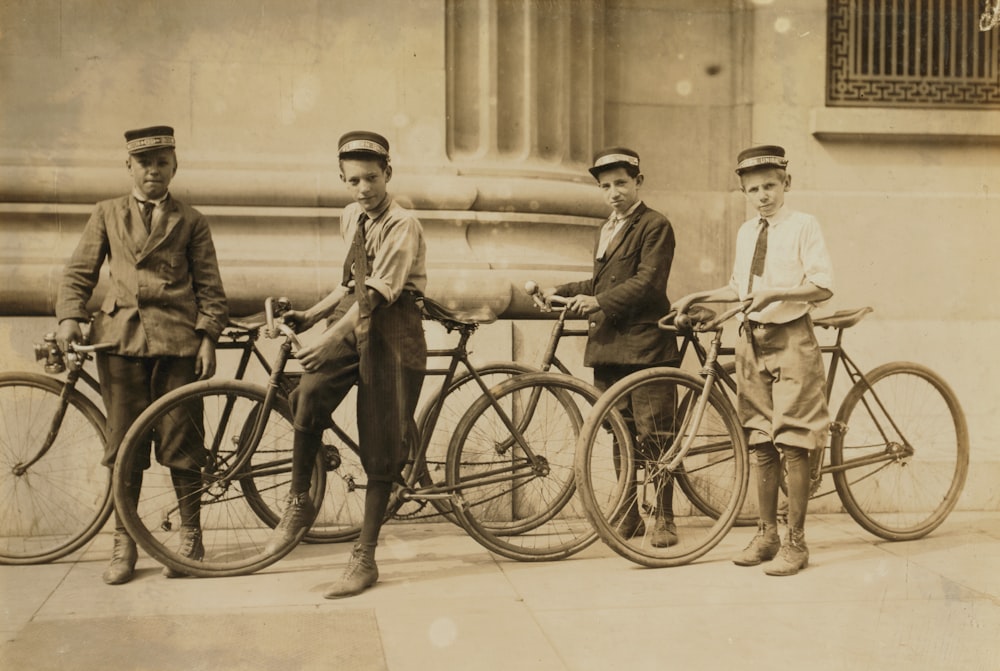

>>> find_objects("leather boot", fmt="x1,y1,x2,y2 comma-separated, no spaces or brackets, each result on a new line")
264,492,315,555
103,531,138,585
650,515,678,548
324,543,379,599
732,522,781,566
162,526,205,578
616,502,645,538
765,526,809,576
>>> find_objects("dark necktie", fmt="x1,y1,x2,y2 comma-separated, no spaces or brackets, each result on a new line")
747,218,768,293
351,213,372,315
139,199,154,233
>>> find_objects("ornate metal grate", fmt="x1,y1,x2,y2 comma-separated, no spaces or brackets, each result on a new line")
827,0,1000,108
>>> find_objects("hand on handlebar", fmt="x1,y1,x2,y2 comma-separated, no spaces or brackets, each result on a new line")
55,320,82,356
281,309,313,334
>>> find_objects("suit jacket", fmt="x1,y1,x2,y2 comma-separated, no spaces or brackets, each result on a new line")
555,202,677,367
56,195,228,357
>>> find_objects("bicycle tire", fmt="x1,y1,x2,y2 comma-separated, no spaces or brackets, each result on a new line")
113,380,326,578
446,372,607,561
831,361,969,541
298,385,368,544
672,361,759,527
405,362,538,523
0,372,112,564
575,367,748,568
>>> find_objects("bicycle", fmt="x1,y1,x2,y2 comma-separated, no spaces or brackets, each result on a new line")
112,296,621,577
574,303,969,567
0,334,113,564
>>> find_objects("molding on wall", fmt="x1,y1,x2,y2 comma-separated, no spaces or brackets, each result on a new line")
810,107,1000,143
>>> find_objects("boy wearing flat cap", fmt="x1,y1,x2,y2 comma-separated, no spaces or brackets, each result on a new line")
56,125,228,584
541,146,681,548
267,130,427,598
673,145,833,575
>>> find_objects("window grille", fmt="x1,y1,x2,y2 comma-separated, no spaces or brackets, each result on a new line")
827,0,1000,108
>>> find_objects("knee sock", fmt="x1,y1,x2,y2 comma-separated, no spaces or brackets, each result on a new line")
113,467,144,533
291,430,323,495
171,468,203,529
752,442,781,528
781,445,810,531
359,480,392,547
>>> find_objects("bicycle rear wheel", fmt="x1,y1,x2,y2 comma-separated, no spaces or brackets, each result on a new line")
114,380,325,578
0,372,112,564
575,367,748,568
831,362,969,541
447,372,608,561
405,362,537,523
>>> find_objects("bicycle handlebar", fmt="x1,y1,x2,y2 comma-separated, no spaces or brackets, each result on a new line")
263,296,301,348
658,301,751,334
524,280,568,312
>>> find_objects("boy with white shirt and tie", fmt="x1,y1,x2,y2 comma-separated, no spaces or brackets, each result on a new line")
673,145,834,575
542,146,680,548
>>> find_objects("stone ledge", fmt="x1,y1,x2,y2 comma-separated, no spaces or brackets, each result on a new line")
810,107,1000,143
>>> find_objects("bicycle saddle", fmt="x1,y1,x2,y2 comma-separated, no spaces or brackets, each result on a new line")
226,314,266,332
813,307,873,330
419,296,497,328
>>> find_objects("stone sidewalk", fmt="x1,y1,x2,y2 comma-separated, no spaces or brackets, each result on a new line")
2,512,998,671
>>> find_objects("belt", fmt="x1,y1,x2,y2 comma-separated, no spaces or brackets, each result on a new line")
741,320,776,344
346,285,423,300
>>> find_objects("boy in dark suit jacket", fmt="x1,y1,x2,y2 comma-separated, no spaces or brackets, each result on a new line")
56,126,228,585
543,147,680,547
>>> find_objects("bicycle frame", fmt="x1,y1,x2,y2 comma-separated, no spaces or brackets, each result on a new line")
16,345,106,474
673,308,915,481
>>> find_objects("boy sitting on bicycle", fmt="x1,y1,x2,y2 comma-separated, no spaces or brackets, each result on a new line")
673,145,833,576
265,130,427,598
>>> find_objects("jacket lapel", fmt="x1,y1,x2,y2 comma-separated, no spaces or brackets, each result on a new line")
117,198,146,260
137,197,181,262
594,203,646,278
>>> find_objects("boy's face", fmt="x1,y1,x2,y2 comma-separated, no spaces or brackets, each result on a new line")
595,166,643,215
739,167,790,219
127,148,177,200
340,158,392,213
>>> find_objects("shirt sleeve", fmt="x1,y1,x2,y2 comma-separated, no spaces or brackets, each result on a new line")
365,214,424,303
800,215,834,293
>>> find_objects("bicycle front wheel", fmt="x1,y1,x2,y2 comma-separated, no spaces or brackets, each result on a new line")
0,372,112,564
831,362,969,541
575,367,748,568
114,380,325,578
447,372,606,561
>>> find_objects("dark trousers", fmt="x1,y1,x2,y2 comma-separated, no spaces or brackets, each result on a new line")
96,353,206,470
594,362,678,517
290,292,426,483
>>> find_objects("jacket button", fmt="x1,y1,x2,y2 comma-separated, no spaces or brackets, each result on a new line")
589,321,597,328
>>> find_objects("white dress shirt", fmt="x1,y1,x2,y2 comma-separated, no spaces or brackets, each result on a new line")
728,207,834,324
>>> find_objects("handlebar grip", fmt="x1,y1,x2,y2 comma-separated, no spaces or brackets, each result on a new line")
657,311,679,332
524,280,569,311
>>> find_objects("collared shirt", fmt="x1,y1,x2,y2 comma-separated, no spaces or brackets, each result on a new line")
596,200,641,259
728,207,834,324
132,188,169,227
342,196,427,303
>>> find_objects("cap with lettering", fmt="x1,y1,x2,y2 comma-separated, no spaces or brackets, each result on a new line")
588,146,640,179
124,125,176,154
735,145,789,175
338,131,390,158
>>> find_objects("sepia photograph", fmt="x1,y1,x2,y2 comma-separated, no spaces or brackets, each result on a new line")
1,1,997,669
